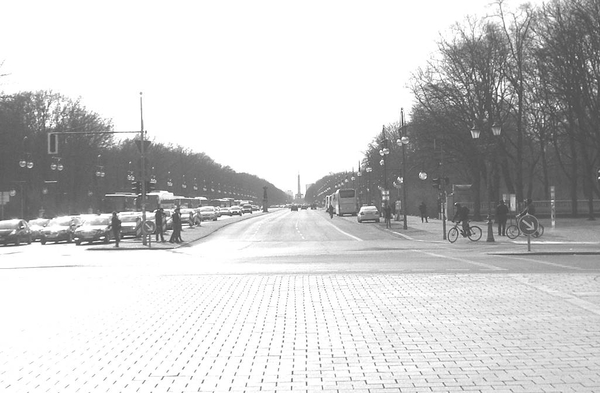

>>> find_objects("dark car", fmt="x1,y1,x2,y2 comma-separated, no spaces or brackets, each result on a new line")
291,205,299,211
28,218,50,241
0,219,32,246
118,213,142,238
242,204,253,214
229,206,243,216
73,215,112,245
40,215,81,245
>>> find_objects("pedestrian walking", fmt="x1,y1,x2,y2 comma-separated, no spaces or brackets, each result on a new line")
419,201,428,223
111,211,121,247
495,200,509,236
327,204,334,218
155,207,165,242
384,203,392,228
169,208,182,243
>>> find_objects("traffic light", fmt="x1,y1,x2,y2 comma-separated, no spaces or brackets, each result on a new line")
597,168,600,185
47,133,58,155
131,181,141,195
432,178,441,189
145,180,155,192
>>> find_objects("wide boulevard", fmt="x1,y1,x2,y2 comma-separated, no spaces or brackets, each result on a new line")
1,208,599,392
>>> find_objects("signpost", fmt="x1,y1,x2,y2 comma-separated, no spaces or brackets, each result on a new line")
518,214,539,252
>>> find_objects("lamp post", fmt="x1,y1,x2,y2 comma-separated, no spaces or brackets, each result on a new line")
95,155,105,213
379,126,390,208
48,157,64,216
470,122,502,242
366,165,372,205
396,135,409,230
16,137,34,219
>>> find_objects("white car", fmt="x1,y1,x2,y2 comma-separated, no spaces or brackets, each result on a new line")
357,206,380,223
198,206,218,221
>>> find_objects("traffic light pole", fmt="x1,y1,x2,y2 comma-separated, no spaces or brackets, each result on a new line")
140,93,151,248
440,142,447,240
47,94,153,248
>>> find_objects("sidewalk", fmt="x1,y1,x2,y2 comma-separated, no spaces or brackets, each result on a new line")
89,211,268,250
379,214,600,253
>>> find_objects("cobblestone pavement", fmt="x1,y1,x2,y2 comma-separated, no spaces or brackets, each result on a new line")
2,211,599,392
1,271,600,392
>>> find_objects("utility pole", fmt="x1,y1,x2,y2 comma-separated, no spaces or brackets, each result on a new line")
140,92,150,247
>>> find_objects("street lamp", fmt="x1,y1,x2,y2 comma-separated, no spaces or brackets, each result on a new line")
470,121,502,242
379,126,390,208
95,155,105,213
17,137,34,218
366,165,372,205
396,135,409,230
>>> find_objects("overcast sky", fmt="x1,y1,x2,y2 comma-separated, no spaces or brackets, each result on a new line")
1,0,534,194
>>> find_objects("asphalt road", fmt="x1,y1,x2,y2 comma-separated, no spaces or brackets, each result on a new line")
1,208,599,392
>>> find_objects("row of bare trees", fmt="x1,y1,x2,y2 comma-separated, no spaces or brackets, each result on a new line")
0,91,289,219
408,0,600,218
307,0,599,219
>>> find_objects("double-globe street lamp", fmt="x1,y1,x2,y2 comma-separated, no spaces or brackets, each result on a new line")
11,137,34,218
470,122,502,242
396,134,409,230
379,126,390,207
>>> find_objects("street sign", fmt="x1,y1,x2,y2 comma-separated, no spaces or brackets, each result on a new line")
518,214,539,235
135,140,151,153
0,191,10,205
142,220,156,234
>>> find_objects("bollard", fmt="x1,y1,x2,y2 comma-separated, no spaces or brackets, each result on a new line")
486,215,495,242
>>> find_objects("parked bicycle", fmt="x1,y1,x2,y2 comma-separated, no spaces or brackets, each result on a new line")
506,218,544,239
447,221,482,243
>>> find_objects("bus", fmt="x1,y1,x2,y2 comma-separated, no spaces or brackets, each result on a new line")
332,188,358,216
147,192,208,210
103,193,138,213
209,198,234,208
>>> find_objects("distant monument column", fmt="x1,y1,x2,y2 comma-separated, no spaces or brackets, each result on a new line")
263,186,268,212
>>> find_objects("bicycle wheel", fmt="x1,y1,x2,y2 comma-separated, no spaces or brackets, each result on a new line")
468,226,482,241
506,225,519,239
448,227,459,243
533,223,544,238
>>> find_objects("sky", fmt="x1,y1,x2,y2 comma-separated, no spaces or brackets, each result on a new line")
1,0,534,194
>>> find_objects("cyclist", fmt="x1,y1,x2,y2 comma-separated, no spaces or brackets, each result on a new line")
517,198,536,219
452,202,470,237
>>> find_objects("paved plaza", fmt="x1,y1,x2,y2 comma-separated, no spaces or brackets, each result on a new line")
1,213,599,392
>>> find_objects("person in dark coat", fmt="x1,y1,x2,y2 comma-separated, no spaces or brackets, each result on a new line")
155,207,165,242
419,201,428,223
111,211,121,247
169,208,181,243
495,200,509,236
384,203,392,228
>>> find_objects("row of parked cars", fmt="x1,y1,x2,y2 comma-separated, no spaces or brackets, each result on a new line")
0,203,261,246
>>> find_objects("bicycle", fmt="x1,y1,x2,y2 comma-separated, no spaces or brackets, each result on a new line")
447,221,482,243
506,218,544,239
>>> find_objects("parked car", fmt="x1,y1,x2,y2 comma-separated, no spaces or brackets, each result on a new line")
0,219,32,246
230,206,243,216
198,206,218,221
147,209,168,234
74,215,113,245
40,215,82,244
180,208,197,227
357,205,380,223
28,218,50,241
118,212,142,238
242,204,253,214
